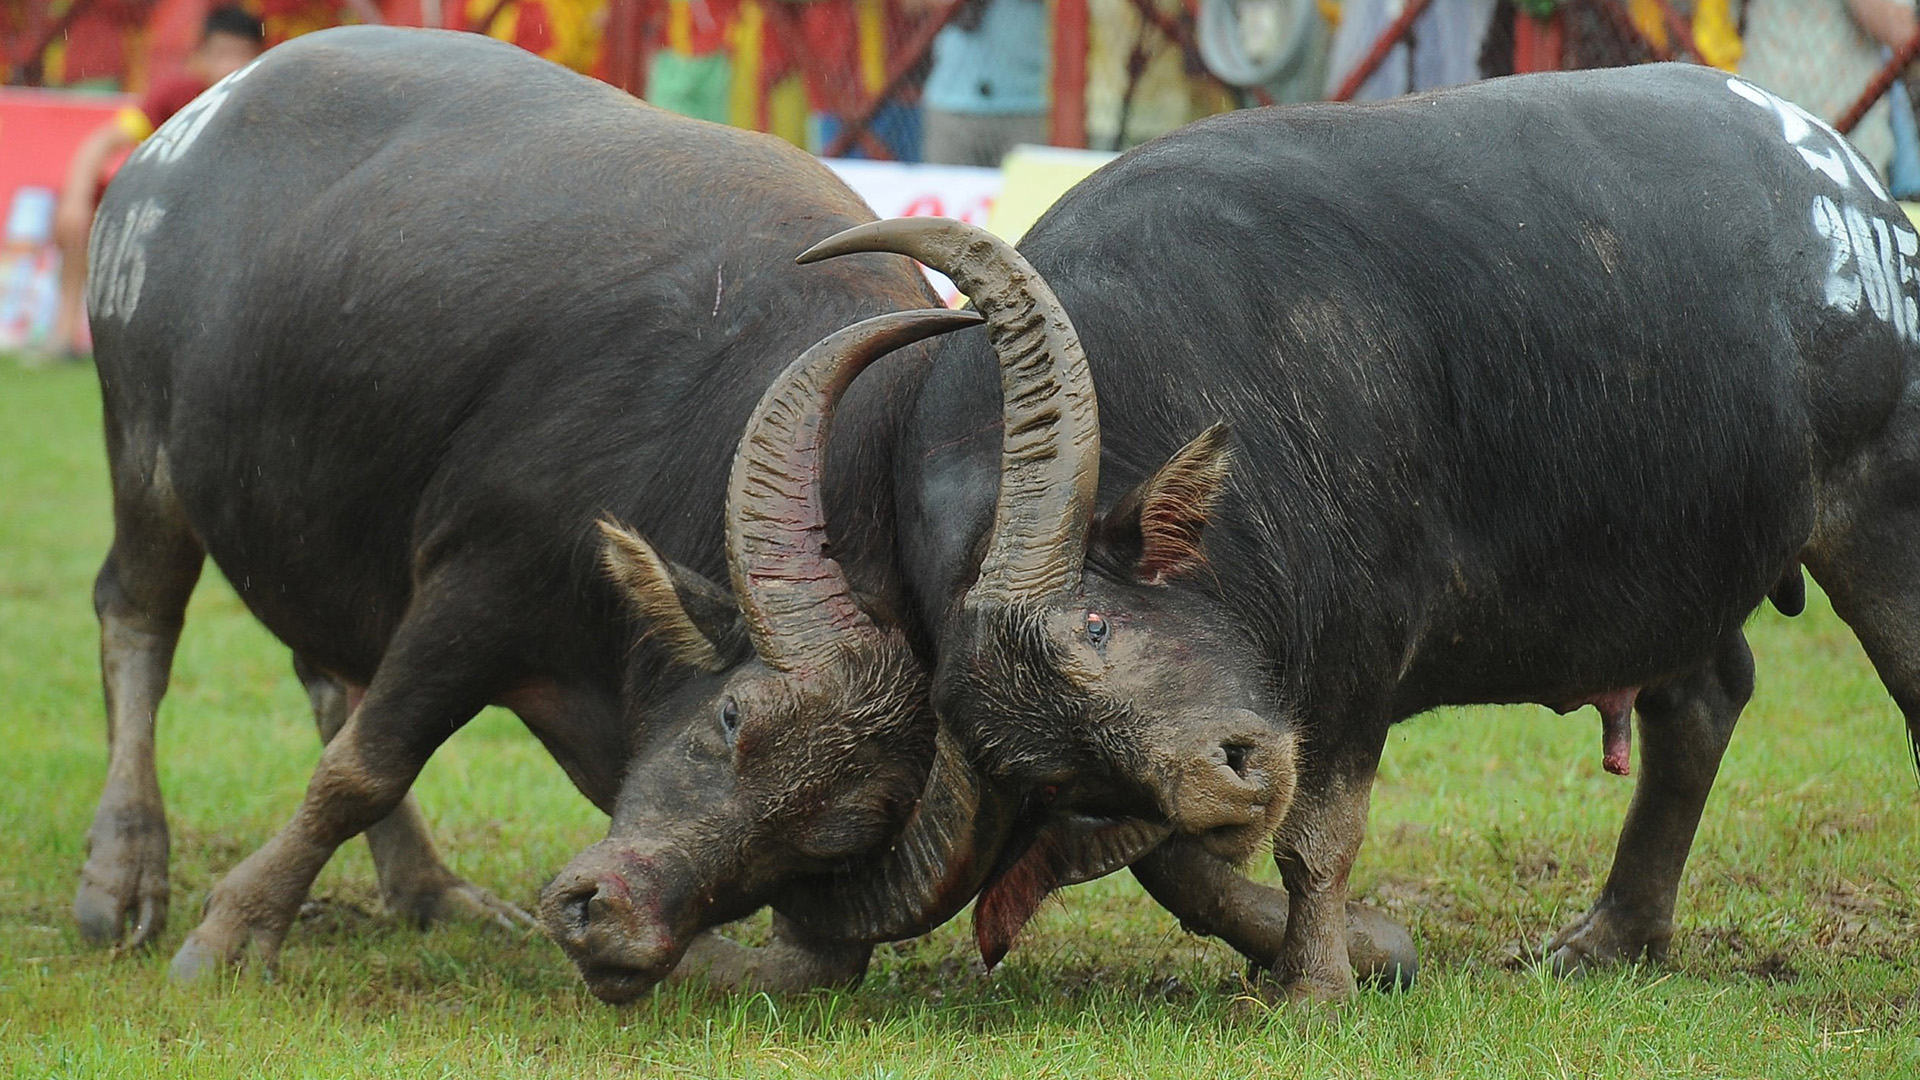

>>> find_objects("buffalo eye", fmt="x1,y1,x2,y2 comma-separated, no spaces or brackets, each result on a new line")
1084,611,1109,646
718,697,741,742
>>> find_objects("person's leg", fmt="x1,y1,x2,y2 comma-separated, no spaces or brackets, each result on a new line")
47,215,90,359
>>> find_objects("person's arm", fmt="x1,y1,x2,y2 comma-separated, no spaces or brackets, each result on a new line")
53,120,138,253
1849,0,1919,51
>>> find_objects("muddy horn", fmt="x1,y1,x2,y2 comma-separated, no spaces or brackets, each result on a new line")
799,218,1100,606
726,307,983,672
777,728,1021,941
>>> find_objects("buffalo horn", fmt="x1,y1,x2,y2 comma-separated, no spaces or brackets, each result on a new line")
775,728,1020,941
726,307,983,673
799,218,1100,606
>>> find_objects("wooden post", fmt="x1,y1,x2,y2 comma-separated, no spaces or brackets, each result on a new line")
602,0,647,96
1511,10,1563,74
1051,0,1088,147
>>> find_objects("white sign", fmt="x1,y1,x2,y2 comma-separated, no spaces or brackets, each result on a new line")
824,159,1005,304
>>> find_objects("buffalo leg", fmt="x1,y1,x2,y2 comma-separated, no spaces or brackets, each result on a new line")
1131,836,1417,991
294,656,532,931
668,913,872,993
170,608,494,980
1267,728,1388,1000
1546,631,1752,971
75,461,205,949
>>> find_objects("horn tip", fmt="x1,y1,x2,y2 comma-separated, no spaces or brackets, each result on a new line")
798,221,882,265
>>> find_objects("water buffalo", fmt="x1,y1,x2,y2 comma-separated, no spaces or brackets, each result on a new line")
808,63,1920,998
82,24,1407,1003
81,25,979,998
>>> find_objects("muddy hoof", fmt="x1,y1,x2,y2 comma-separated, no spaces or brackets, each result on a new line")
167,937,229,984
74,876,168,950
1346,903,1417,991
73,803,171,949
1545,902,1668,975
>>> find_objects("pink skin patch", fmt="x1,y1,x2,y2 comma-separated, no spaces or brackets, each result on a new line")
1552,687,1639,777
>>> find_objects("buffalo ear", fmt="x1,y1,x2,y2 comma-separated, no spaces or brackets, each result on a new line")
597,518,742,672
1091,423,1233,586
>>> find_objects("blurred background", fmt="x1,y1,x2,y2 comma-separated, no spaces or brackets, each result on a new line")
5,0,1920,351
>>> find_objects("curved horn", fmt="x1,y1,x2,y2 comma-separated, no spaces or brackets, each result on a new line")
775,728,1020,941
727,307,983,673
800,218,1100,606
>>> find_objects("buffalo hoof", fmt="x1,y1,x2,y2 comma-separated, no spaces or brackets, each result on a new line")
167,937,229,984
1237,967,1358,1011
1345,903,1418,992
384,873,536,934
168,890,292,984
167,926,277,984
1544,901,1670,974
73,806,170,949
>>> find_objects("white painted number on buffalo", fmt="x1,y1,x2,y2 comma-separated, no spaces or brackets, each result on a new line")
89,199,165,323
131,58,260,167
1726,77,1889,201
1729,76,1920,342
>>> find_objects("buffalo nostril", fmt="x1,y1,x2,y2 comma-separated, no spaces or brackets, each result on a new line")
552,881,599,945
1221,743,1253,780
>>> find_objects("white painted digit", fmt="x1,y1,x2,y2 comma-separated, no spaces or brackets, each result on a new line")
88,199,165,322
1812,196,1861,314
1845,204,1891,321
1797,145,1852,188
131,58,259,167
1727,76,1892,201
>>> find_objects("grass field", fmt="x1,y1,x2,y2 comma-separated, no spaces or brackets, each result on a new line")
2,358,1916,1078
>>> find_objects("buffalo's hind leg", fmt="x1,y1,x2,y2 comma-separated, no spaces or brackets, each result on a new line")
294,657,533,932
75,453,205,949
1546,631,1753,971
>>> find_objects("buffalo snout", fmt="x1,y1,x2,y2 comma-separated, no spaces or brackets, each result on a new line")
540,843,688,1004
1152,710,1295,857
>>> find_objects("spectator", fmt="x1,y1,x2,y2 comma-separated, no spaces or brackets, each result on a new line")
914,0,1050,166
42,6,266,364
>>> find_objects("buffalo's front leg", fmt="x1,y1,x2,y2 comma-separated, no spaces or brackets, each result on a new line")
1547,631,1752,970
668,913,872,993
1266,729,1385,1001
295,658,532,932
171,616,492,981
1131,836,1416,990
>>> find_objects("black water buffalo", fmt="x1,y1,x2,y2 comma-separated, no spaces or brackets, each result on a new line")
81,26,977,999
82,25,1410,1003
808,63,1920,997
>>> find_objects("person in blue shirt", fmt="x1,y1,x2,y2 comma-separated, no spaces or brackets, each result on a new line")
914,0,1051,165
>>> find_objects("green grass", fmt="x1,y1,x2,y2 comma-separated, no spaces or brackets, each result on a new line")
1,358,1916,1078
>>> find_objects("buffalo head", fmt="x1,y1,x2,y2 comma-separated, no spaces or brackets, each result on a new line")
539,309,1008,1002
801,219,1297,961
